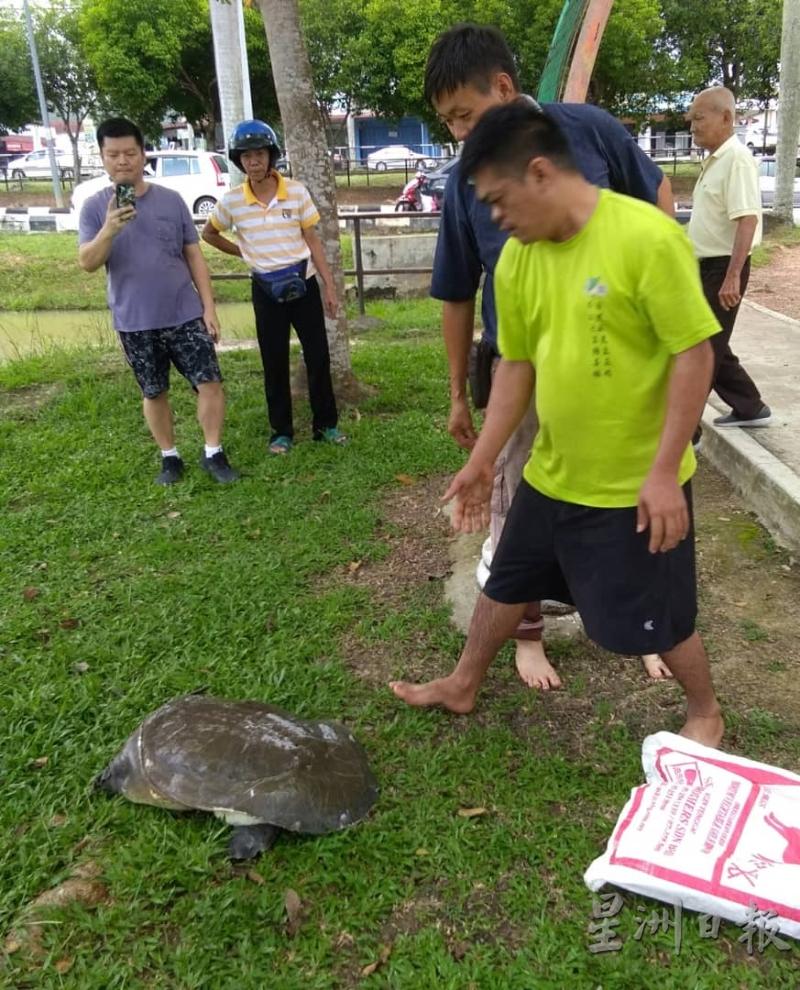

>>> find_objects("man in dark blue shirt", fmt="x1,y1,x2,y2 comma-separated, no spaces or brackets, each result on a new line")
425,23,675,691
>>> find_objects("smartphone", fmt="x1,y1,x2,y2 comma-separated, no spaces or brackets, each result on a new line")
115,183,136,209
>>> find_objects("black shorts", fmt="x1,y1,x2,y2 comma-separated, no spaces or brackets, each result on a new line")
484,480,697,655
118,318,222,399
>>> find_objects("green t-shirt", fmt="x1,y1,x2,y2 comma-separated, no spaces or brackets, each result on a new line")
496,189,719,508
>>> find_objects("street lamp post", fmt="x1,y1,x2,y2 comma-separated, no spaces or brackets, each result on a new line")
22,0,64,208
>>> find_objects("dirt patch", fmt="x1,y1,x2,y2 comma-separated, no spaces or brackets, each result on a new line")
340,474,454,687
747,244,800,321
334,869,533,988
667,173,696,206
0,186,56,209
338,184,403,207
0,382,63,419
340,463,800,754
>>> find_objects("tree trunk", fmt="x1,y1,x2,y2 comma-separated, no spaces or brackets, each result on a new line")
67,128,81,183
209,0,248,181
775,0,800,224
257,0,356,393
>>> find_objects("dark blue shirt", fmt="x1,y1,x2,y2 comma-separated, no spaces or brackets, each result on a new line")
430,101,664,348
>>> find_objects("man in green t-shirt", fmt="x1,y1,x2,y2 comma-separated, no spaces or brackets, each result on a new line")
390,102,724,747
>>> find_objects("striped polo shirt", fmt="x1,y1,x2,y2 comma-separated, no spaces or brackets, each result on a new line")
209,171,320,275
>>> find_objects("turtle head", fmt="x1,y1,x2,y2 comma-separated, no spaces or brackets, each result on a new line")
94,730,144,796
93,750,134,795
93,732,185,809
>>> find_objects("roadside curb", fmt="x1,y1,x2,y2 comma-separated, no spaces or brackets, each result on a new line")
0,207,77,232
0,205,390,233
743,298,800,329
338,204,385,213
699,403,800,555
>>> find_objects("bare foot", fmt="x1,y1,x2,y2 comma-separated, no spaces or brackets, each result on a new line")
679,710,724,748
515,640,562,691
389,675,476,713
641,654,673,679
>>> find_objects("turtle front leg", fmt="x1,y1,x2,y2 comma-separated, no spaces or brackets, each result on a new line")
228,823,281,860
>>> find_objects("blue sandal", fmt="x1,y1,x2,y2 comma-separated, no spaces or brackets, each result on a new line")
316,427,348,445
269,435,293,455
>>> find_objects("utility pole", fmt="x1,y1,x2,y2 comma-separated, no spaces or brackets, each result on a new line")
237,0,253,119
774,0,800,224
209,0,253,184
22,0,64,208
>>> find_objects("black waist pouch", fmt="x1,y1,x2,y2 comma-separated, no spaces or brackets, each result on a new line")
468,338,497,410
253,260,308,303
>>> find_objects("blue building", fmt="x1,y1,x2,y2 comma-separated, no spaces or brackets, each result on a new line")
343,113,446,162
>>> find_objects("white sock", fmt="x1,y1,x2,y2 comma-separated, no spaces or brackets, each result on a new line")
161,447,179,459
204,444,223,458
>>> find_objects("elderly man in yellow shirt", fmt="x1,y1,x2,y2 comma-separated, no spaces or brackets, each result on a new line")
687,87,771,433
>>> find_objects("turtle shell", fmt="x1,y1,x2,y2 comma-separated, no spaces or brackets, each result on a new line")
137,694,378,834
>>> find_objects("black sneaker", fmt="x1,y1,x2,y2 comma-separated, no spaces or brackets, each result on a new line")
155,455,184,486
713,405,772,428
200,450,240,484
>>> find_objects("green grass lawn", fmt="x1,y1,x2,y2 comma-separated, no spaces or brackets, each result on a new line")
3,193,797,318
751,223,800,267
0,232,354,311
1,323,798,987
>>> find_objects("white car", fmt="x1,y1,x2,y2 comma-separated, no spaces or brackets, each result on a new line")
71,150,231,218
365,145,436,171
745,128,778,153
757,156,800,207
8,148,80,180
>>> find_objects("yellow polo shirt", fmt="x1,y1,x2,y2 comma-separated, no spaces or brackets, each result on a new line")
210,171,320,275
688,135,762,259
496,190,719,508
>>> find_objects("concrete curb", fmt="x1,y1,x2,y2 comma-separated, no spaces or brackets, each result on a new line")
0,206,77,232
743,298,800,329
699,403,800,555
0,205,392,233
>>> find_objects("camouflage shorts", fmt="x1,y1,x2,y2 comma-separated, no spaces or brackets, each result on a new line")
118,318,222,399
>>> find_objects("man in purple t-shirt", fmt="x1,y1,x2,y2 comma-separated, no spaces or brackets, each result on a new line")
78,117,238,485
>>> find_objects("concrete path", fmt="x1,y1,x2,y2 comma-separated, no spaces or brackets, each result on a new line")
701,300,800,556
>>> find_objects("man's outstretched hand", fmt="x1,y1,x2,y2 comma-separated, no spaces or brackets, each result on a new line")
442,459,494,533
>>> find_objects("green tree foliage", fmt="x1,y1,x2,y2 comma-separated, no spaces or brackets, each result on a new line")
65,0,784,146
299,0,369,118
243,5,280,126
34,1,106,170
297,0,783,128
302,0,564,123
79,0,277,144
591,0,675,117
295,0,663,123
660,0,782,103
0,10,38,134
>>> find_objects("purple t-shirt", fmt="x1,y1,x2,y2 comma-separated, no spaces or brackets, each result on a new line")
78,183,203,332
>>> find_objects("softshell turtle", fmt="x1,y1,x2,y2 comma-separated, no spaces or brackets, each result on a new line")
94,694,379,859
